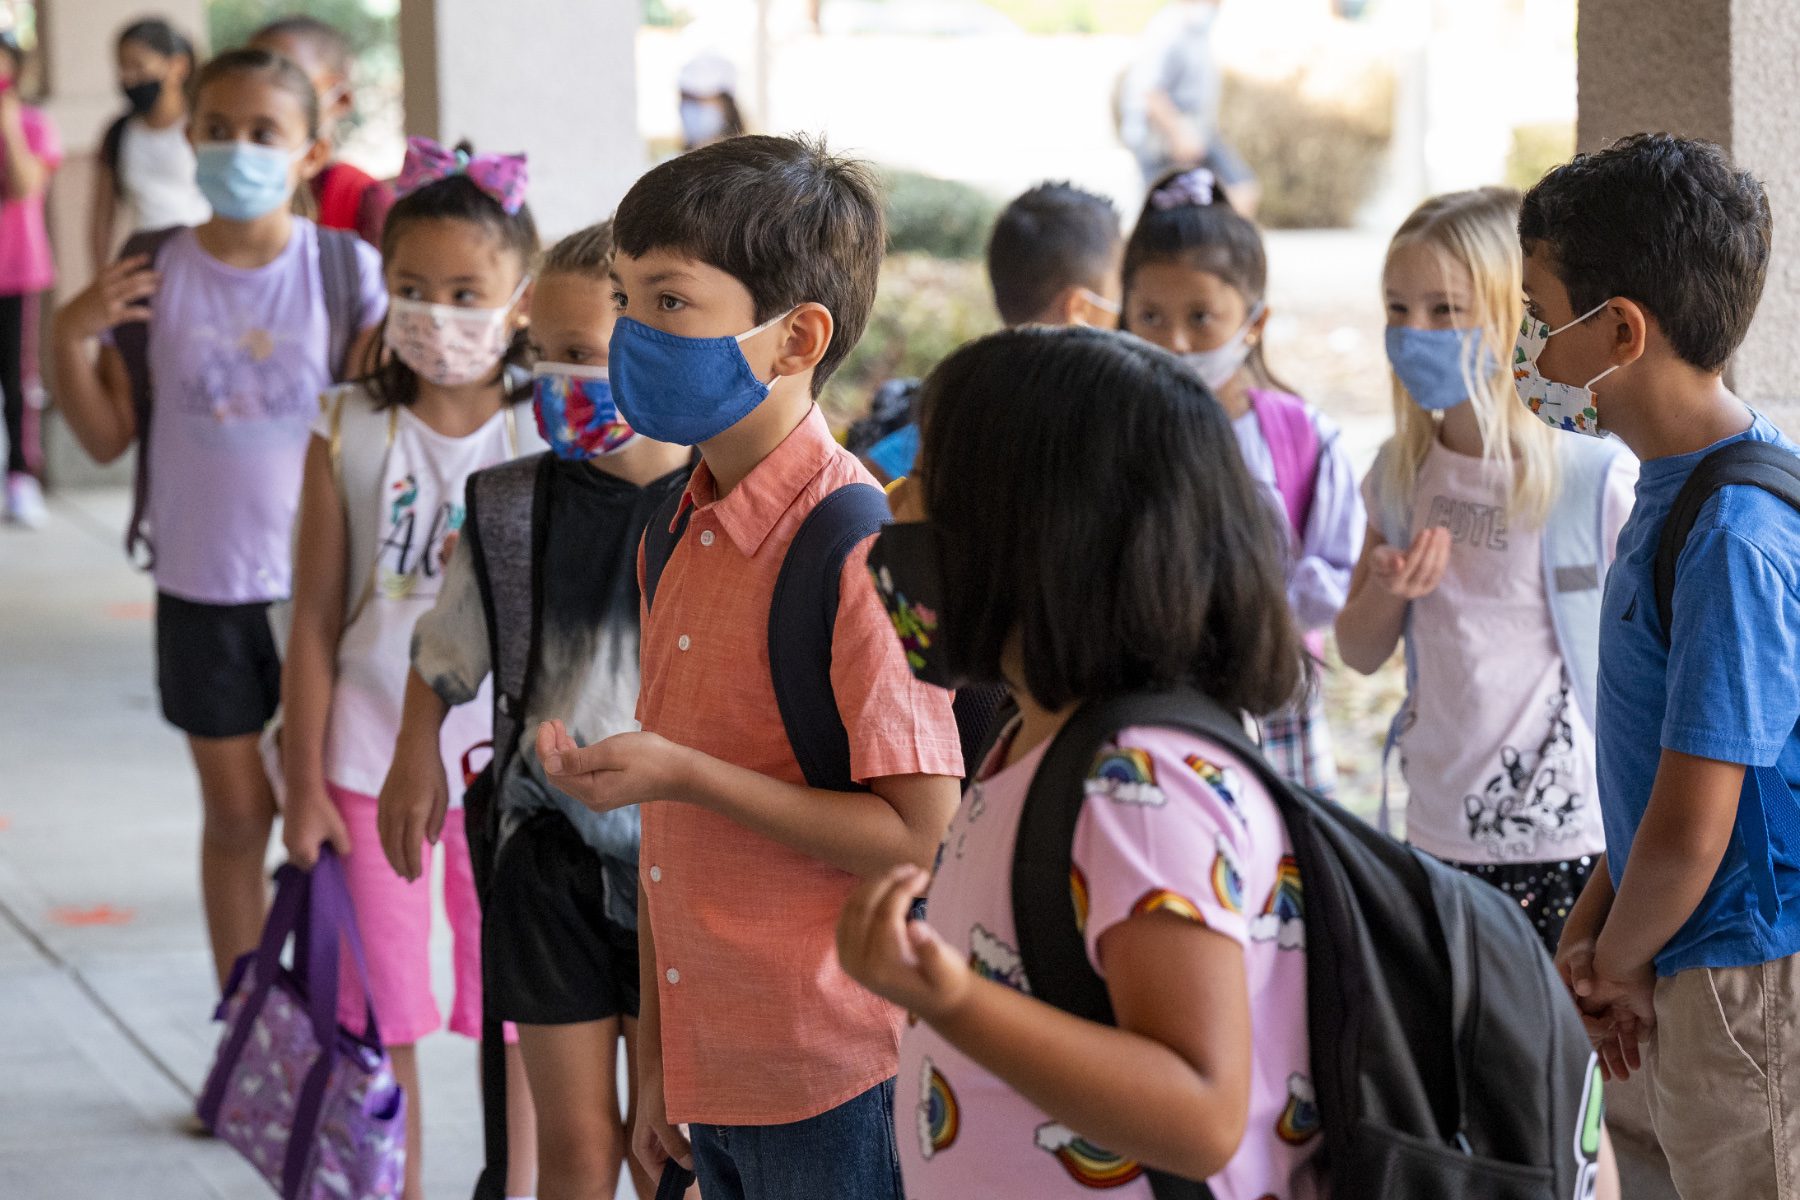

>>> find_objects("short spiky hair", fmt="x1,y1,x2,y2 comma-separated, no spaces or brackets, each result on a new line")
612,134,885,396
541,220,615,280
1520,133,1771,373
987,182,1122,325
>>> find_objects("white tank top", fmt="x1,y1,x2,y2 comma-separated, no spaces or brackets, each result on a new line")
117,117,211,233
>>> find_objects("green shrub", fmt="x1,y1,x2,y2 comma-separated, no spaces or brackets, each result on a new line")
880,168,1002,261
823,253,999,429
1507,122,1576,192
1217,64,1395,229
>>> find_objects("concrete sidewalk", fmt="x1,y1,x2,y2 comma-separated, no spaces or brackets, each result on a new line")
0,490,488,1199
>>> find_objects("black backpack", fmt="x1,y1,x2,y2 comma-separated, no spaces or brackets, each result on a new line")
642,480,1007,792
111,223,365,568
1012,688,1603,1200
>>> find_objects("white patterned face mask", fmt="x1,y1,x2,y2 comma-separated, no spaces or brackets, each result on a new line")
1511,302,1617,438
384,278,528,387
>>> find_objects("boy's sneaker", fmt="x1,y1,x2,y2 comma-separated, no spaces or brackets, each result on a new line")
6,473,46,529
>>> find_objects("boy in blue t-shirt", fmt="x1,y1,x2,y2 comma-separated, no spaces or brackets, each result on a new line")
1521,133,1800,1193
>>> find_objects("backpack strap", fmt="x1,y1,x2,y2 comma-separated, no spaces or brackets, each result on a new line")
768,483,893,792
465,455,553,801
1540,435,1627,731
326,386,399,628
641,484,692,613
315,225,366,382
1249,389,1322,542
1651,438,1800,926
114,225,189,569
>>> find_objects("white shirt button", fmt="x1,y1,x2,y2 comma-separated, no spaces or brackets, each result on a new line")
700,530,715,547
677,635,691,651
650,866,663,883
666,968,681,985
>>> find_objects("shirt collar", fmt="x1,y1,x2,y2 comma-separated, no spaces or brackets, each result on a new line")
672,405,838,556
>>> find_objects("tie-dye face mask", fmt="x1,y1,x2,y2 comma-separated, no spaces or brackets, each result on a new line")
532,363,637,460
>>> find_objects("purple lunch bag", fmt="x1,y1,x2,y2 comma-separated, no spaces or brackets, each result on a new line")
196,847,406,1199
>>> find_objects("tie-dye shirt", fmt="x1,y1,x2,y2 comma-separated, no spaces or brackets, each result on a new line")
897,724,1321,1200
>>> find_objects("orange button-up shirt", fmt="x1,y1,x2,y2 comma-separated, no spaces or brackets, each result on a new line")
637,405,964,1126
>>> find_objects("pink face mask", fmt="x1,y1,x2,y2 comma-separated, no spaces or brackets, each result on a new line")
383,278,528,387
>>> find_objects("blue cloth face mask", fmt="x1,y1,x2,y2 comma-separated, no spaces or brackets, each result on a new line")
608,308,796,446
194,141,305,222
533,363,637,461
1385,326,1496,412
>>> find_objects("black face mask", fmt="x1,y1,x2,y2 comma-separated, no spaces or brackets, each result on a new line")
122,79,162,115
867,520,963,690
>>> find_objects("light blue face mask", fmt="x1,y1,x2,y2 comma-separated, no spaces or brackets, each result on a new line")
194,141,304,222
1384,326,1496,413
608,308,794,446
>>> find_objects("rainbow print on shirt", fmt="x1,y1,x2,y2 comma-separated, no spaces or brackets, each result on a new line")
1183,752,1246,823
1276,1073,1321,1145
1250,855,1305,950
1211,835,1246,914
917,1058,960,1161
969,924,1029,993
1130,888,1205,924
1070,865,1091,933
1035,1123,1144,1189
1085,746,1166,807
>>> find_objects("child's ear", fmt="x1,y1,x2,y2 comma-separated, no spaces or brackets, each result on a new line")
1248,302,1272,345
771,302,834,379
1607,297,1650,369
514,278,535,329
299,135,333,181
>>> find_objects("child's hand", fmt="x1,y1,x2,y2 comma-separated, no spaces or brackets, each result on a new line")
1369,526,1451,600
837,864,973,1024
632,1068,694,1175
537,721,690,813
282,783,351,869
56,256,159,342
1574,961,1656,1081
376,735,450,882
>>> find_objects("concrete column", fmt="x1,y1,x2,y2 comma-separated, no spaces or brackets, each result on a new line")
1578,0,1800,425
35,0,207,487
398,0,642,240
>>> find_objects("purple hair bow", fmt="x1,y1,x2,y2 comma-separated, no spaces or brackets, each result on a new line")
395,135,529,214
1150,167,1218,211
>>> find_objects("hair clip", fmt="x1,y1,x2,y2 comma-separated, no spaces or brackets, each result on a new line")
1150,168,1218,212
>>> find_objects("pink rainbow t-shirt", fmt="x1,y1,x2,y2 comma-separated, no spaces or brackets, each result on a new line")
897,724,1322,1199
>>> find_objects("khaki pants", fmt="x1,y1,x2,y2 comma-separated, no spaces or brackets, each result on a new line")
1646,955,1800,1198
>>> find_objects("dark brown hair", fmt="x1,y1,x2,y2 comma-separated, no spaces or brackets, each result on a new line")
988,182,1122,326
1520,133,1771,373
917,325,1303,714
190,46,320,140
612,134,884,397
249,15,352,80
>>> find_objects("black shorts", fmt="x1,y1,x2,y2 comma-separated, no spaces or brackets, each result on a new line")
155,592,282,739
1452,855,1599,958
485,808,641,1025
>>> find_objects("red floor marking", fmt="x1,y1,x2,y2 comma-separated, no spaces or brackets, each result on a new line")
104,602,154,621
47,904,136,927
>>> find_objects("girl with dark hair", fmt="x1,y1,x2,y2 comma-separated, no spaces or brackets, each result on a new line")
52,46,386,1000
838,326,1322,1199
0,31,61,526
1121,166,1364,800
281,136,541,1200
89,17,210,268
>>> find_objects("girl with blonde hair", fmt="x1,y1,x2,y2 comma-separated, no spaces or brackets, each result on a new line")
1338,186,1636,955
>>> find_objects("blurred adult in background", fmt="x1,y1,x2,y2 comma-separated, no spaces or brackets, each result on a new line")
249,15,393,246
678,52,745,152
1118,0,1261,217
0,30,59,527
89,17,210,268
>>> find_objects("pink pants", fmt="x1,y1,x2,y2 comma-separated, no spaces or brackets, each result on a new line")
327,784,513,1045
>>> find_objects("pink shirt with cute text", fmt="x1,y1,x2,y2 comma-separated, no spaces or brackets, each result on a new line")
897,724,1322,1200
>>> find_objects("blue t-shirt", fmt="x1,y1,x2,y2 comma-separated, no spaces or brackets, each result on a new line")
1597,413,1800,975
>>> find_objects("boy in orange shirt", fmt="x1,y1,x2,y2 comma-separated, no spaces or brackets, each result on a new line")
537,134,964,1199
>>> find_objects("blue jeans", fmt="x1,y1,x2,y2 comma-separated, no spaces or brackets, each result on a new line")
688,1078,902,1200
